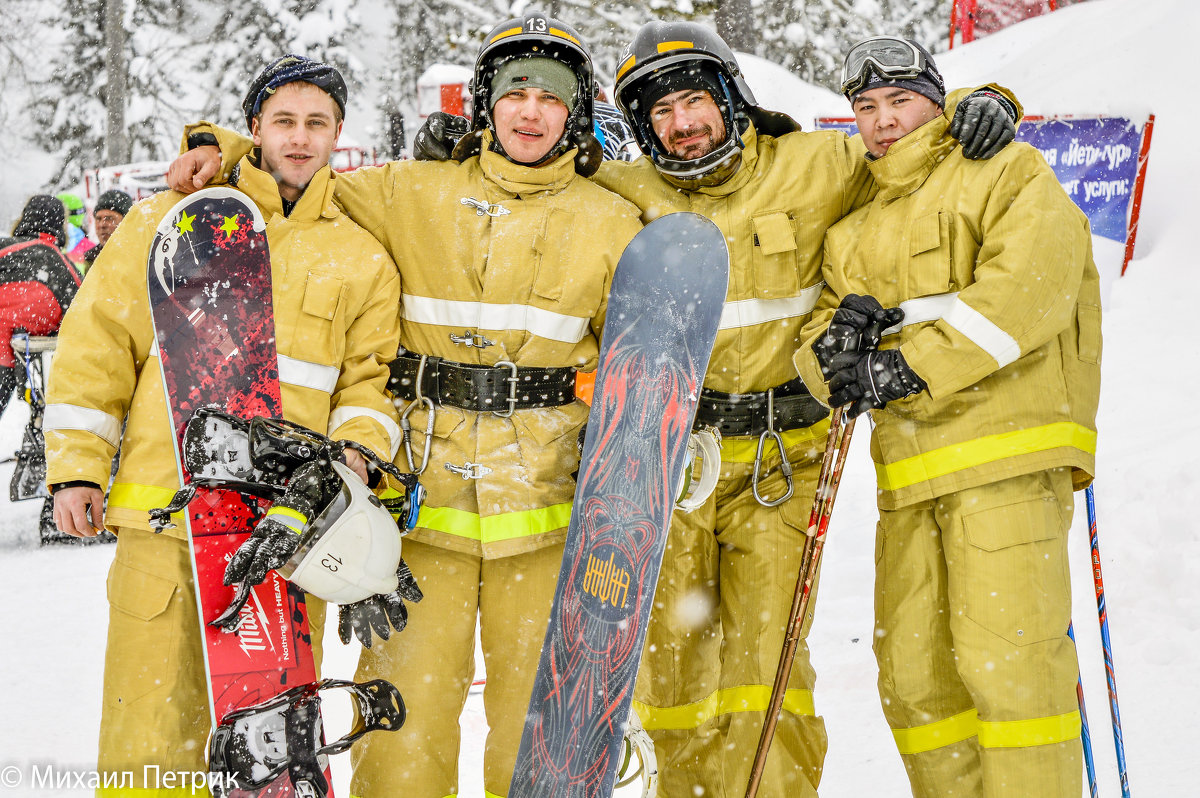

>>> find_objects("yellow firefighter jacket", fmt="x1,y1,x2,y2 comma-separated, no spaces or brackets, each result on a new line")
44,157,402,538
794,111,1101,510
590,88,988,462
181,123,644,558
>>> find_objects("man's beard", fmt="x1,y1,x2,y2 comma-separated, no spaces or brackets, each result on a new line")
668,125,719,160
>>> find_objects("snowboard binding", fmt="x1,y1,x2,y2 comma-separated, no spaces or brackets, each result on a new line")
208,677,406,798
150,407,422,532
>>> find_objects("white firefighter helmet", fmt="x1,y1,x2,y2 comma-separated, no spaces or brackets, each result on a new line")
279,460,401,604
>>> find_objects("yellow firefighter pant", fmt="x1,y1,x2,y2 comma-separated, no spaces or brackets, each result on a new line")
96,528,325,797
349,538,563,798
632,430,828,798
874,468,1082,798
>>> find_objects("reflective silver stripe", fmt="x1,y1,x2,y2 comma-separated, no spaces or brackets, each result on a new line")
944,297,1021,368
328,406,402,459
278,354,339,394
883,292,1021,368
150,342,338,393
401,294,590,344
43,404,123,448
882,293,961,336
718,282,824,331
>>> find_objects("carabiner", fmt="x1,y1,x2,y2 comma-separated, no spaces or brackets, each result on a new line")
751,389,794,507
399,355,435,475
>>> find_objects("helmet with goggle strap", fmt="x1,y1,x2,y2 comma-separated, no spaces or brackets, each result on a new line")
840,36,946,100
613,21,799,188
456,10,602,176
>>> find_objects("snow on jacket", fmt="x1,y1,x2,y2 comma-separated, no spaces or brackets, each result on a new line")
43,157,402,538
793,107,1101,510
184,123,643,558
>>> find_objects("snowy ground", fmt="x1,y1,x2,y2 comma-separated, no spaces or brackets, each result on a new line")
1,0,1196,795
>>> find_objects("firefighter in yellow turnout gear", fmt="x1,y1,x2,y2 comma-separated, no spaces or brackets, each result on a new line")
600,22,1023,798
794,38,1101,797
46,57,401,796
168,13,642,797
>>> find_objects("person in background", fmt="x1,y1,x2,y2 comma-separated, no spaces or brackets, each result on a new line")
55,191,95,265
83,188,134,268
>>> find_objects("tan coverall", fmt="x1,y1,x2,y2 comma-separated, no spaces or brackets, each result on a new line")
794,109,1101,798
44,157,401,796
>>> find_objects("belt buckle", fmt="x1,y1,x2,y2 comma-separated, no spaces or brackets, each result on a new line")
492,360,519,418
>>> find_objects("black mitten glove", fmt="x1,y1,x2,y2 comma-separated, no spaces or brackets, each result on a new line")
337,559,424,648
412,111,471,161
828,349,928,418
812,294,905,378
949,89,1019,160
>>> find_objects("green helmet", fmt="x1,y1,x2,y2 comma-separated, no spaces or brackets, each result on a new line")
56,192,85,227
613,21,799,187
456,9,602,176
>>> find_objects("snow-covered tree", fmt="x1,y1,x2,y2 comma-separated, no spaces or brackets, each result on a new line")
196,0,364,131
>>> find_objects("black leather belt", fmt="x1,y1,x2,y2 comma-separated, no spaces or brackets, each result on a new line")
388,353,575,414
694,377,828,437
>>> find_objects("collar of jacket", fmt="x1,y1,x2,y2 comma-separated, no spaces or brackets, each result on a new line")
477,130,578,198
866,115,959,201
236,154,340,221
661,121,763,197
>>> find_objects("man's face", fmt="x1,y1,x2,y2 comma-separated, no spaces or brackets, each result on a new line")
93,209,123,246
492,87,570,165
649,89,727,161
251,82,342,201
852,87,942,158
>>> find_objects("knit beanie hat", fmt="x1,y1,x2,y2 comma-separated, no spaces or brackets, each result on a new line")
13,195,66,248
848,40,945,108
56,192,85,226
490,57,578,113
95,189,134,217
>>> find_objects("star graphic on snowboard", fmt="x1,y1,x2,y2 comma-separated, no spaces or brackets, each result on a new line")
175,210,195,234
219,215,240,238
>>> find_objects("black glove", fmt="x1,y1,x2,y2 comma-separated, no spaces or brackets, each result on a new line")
949,89,1019,160
412,111,471,162
338,558,424,648
812,294,905,378
224,515,301,588
828,349,927,418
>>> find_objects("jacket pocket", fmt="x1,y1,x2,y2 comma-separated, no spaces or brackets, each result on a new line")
908,211,952,298
1076,303,1101,365
962,490,1069,647
751,210,800,298
291,271,345,365
531,208,574,303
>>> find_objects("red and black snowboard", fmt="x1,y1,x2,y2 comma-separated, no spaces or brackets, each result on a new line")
509,212,729,797
148,187,328,797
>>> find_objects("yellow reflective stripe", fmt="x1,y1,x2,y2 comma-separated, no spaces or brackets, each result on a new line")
633,685,815,731
893,708,978,755
876,421,1097,492
488,26,522,44
657,40,694,52
616,55,636,81
266,505,307,533
978,710,1081,749
549,28,581,46
892,708,1083,755
108,482,179,512
720,420,831,464
416,502,573,544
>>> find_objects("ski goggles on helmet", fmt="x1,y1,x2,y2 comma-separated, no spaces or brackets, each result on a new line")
840,37,932,98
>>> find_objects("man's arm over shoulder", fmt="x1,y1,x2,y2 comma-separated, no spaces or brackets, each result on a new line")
901,146,1091,399
326,232,402,462
44,195,171,488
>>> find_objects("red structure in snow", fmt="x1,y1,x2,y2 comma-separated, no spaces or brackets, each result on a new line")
950,0,1087,47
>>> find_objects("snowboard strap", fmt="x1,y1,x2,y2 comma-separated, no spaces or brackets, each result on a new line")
695,377,828,437
389,353,576,414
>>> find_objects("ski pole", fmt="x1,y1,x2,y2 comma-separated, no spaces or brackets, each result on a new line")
1086,484,1131,797
744,408,855,798
1068,622,1099,798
